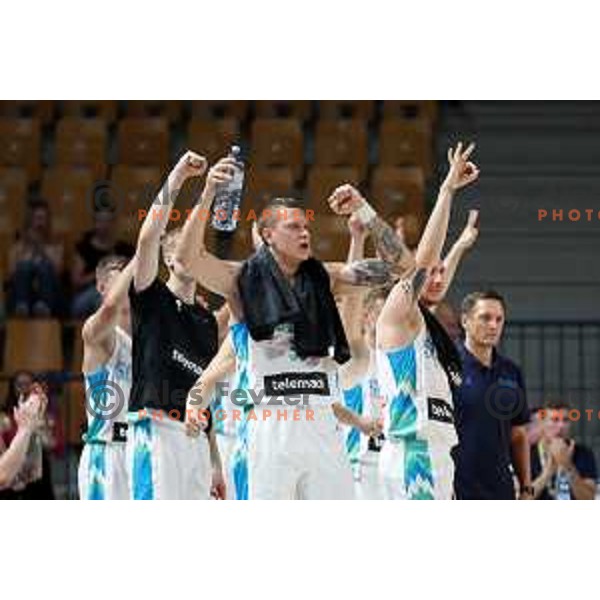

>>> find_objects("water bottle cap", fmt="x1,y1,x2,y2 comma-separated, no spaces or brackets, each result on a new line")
230,145,241,157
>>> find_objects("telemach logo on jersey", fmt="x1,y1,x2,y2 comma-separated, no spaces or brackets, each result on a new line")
263,372,331,397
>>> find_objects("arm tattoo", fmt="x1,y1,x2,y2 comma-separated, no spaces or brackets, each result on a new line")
367,216,409,265
412,268,428,301
344,259,394,287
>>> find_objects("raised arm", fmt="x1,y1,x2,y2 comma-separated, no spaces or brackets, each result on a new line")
436,209,479,303
175,156,241,298
134,151,207,292
375,143,480,349
81,259,136,362
328,184,414,274
415,142,479,269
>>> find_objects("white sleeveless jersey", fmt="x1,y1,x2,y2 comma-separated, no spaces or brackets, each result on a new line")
83,327,132,444
376,326,458,499
245,323,342,408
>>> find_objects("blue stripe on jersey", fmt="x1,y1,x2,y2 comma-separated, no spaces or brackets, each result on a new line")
230,323,250,499
87,444,106,500
84,367,110,443
132,419,154,500
342,384,363,464
385,345,418,440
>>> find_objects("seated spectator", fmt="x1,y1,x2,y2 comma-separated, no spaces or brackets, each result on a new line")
6,200,64,317
531,401,597,500
71,209,135,318
0,382,48,491
0,371,56,499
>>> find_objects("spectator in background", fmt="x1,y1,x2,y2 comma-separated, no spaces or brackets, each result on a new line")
0,383,48,492
531,401,597,500
71,209,135,318
0,371,56,499
6,200,63,317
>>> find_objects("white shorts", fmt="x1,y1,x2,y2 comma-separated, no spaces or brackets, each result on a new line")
127,415,211,500
379,439,454,500
248,404,355,500
78,443,129,500
354,450,383,501
216,433,237,500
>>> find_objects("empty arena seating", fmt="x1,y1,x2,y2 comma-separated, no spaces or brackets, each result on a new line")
187,118,240,164
117,117,170,167
126,100,183,122
319,100,375,122
314,119,369,180
254,100,313,122
378,118,432,173
0,167,28,234
55,117,108,179
306,166,361,210
244,166,296,205
190,101,249,121
40,167,96,237
0,118,41,181
4,318,63,374
251,118,304,180
0,100,55,124
61,100,118,123
382,100,438,123
370,165,426,215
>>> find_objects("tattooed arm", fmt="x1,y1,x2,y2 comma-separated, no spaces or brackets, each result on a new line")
327,184,415,275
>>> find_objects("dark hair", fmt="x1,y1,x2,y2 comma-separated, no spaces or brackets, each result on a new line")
461,290,507,316
257,197,304,237
5,370,35,411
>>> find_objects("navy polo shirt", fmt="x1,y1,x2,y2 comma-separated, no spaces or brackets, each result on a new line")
453,343,530,500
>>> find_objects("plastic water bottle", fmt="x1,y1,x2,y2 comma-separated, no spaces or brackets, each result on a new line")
555,468,571,500
211,145,244,232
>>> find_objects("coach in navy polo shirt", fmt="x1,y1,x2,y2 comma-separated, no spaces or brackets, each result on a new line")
452,291,533,500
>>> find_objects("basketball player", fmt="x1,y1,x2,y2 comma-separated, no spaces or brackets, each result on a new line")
363,142,479,500
337,206,480,500
78,255,134,500
127,150,224,500
177,156,414,500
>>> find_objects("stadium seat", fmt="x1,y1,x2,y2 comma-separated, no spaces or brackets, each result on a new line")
370,166,426,215
41,167,96,237
382,100,438,123
55,118,107,179
244,166,296,206
126,100,182,122
117,117,170,167
61,101,118,123
310,215,348,261
314,120,369,180
254,101,313,122
0,101,55,124
319,101,375,121
110,165,163,241
59,379,87,446
187,118,240,164
378,118,432,173
251,118,304,180
0,167,28,234
4,319,63,374
0,118,41,181
190,101,249,121
306,166,361,210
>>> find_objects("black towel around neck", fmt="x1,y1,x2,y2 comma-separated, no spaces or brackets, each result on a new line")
238,245,351,364
419,302,463,391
